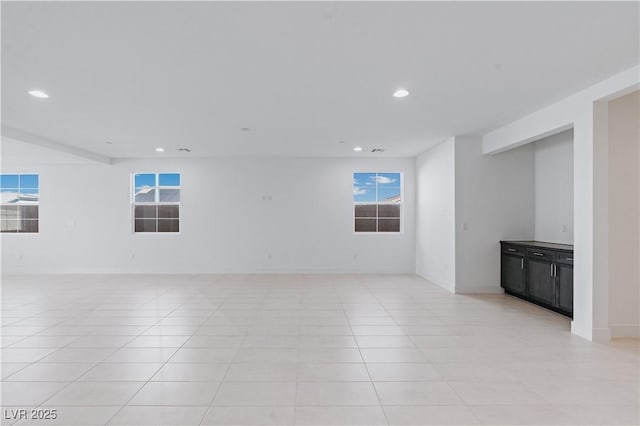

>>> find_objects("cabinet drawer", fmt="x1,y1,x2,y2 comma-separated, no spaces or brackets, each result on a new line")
502,245,525,256
556,252,574,265
526,248,554,261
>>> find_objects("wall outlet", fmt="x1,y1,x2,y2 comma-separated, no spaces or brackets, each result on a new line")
130,253,136,260
562,224,567,232
267,253,272,260
353,253,358,260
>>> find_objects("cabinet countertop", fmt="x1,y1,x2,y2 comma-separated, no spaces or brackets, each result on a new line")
500,240,574,251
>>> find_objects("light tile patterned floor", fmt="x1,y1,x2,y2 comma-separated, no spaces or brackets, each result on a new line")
1,274,638,425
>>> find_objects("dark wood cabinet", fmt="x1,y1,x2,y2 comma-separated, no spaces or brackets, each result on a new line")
501,253,526,296
556,263,574,313
501,241,573,317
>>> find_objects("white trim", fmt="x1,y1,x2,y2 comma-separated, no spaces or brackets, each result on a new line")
610,324,640,339
591,327,612,342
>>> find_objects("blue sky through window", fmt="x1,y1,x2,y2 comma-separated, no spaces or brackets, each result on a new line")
135,173,180,192
19,175,39,189
159,173,180,186
1,174,40,203
0,174,19,189
134,174,156,191
353,172,400,203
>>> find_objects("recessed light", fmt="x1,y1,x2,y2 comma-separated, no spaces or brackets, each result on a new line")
28,89,49,99
105,141,113,145
155,147,165,152
353,146,363,152
392,88,410,98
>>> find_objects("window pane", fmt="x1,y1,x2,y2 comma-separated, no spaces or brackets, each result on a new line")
353,172,376,203
19,219,39,233
1,220,18,232
135,205,157,219
1,190,19,204
19,205,39,219
354,218,377,232
378,187,401,203
354,204,377,218
378,218,400,232
134,173,156,190
376,173,400,186
135,188,156,203
19,174,39,190
135,219,157,232
17,190,39,203
0,175,19,190
0,205,18,218
159,189,180,203
158,219,179,232
378,204,400,218
158,205,179,219
159,173,180,186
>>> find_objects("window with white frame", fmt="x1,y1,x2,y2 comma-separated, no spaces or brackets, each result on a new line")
0,174,39,233
353,172,401,232
132,173,180,232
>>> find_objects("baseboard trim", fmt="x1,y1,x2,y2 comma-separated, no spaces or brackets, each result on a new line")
592,327,612,342
610,324,640,338
455,285,504,295
415,272,455,293
571,320,593,341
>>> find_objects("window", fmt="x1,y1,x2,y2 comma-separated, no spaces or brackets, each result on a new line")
353,172,401,232
132,173,180,233
0,174,39,233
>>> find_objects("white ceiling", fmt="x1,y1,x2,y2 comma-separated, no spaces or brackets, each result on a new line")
2,1,638,160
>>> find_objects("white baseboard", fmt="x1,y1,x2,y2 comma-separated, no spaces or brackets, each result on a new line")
571,321,594,341
415,272,455,293
591,327,613,342
455,285,504,295
610,324,640,338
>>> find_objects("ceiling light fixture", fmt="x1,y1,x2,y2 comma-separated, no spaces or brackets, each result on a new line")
392,88,410,98
353,146,363,152
28,89,49,99
155,147,165,152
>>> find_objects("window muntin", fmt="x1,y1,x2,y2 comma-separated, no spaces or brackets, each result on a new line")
353,172,401,233
0,174,39,233
132,173,180,233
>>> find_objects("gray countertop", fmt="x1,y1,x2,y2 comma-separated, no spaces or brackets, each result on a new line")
500,240,574,251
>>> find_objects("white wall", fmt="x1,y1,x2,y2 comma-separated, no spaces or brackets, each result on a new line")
534,129,574,244
455,136,535,294
415,138,456,291
608,90,639,338
1,156,416,274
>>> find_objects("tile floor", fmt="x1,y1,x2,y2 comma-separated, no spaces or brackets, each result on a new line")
1,274,638,425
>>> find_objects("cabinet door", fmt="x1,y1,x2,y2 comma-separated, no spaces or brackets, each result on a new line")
501,253,525,295
557,264,573,315
527,259,556,306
